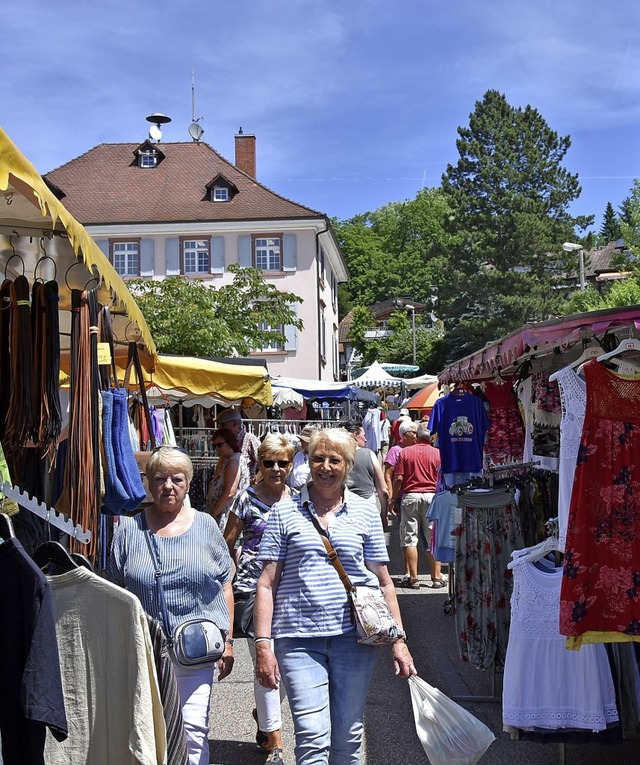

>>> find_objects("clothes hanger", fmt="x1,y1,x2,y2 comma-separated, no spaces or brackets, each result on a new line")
548,342,603,382
596,337,640,364
32,540,79,574
0,511,16,540
508,534,561,569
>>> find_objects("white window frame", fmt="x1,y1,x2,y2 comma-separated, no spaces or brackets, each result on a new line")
255,321,285,352
112,240,140,276
182,239,210,274
212,186,229,201
139,150,158,168
253,235,282,272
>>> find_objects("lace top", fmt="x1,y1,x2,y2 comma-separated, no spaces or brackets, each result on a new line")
556,366,586,551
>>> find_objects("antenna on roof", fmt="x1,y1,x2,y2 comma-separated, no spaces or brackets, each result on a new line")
188,67,205,142
146,113,172,143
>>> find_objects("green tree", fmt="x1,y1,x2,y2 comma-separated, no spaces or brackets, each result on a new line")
600,201,621,243
440,89,592,361
130,265,303,357
334,189,456,317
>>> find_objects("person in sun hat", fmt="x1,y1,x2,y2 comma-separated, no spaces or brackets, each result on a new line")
217,407,261,483
287,425,318,490
390,407,412,448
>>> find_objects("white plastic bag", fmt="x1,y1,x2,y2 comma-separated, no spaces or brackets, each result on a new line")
409,675,495,765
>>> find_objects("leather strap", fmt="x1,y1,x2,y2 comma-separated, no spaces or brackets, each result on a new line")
124,341,156,449
306,508,355,594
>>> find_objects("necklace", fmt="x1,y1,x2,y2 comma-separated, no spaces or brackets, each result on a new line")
313,497,343,513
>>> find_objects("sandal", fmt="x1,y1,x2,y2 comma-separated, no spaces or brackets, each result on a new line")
403,578,421,589
430,579,446,589
265,749,285,765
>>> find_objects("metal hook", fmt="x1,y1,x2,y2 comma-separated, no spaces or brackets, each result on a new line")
4,231,25,278
124,321,140,343
33,237,58,283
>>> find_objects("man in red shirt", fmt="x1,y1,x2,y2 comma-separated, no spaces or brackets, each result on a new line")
391,422,443,589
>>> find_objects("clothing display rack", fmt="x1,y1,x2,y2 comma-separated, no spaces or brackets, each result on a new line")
1,481,91,544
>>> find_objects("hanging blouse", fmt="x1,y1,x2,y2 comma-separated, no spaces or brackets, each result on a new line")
555,366,586,552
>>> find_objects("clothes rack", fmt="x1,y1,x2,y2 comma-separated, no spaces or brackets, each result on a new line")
1,481,91,544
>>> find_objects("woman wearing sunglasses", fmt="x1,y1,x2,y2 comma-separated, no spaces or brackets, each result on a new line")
206,427,250,529
254,428,415,765
223,434,295,765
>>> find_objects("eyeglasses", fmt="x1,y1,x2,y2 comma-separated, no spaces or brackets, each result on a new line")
310,456,345,466
261,459,291,469
212,441,226,449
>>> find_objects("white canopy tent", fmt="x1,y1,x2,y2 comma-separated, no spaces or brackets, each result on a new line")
350,360,404,389
403,372,439,390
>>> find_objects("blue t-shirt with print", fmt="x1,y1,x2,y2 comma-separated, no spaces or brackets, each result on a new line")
428,392,489,473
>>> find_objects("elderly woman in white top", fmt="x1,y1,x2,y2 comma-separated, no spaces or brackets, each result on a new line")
253,428,415,765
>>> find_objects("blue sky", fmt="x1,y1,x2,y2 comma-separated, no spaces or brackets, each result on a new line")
2,1,639,233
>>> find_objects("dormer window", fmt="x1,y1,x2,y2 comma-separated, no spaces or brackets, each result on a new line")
133,141,165,169
205,174,237,202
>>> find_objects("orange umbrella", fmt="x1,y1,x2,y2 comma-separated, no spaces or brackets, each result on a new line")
404,382,442,416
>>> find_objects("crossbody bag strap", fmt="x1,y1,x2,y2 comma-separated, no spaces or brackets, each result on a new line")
141,516,173,641
306,508,355,593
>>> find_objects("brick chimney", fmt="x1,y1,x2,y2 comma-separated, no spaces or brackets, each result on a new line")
234,127,256,178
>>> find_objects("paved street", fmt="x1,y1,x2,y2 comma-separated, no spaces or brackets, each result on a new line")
209,517,640,765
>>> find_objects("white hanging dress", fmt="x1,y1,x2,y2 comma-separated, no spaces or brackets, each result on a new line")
503,556,618,732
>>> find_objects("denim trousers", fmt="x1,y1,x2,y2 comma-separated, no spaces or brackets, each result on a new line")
275,630,378,765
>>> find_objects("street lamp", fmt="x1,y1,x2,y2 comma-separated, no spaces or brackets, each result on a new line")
563,242,586,290
392,298,417,364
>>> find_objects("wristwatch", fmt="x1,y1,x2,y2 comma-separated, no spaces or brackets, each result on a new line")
225,638,235,646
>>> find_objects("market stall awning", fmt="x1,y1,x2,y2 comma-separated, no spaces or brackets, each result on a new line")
438,304,640,384
115,354,272,407
0,127,156,360
404,382,442,412
351,360,405,389
403,372,439,390
272,375,377,402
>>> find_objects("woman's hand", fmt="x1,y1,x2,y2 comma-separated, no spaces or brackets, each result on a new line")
392,639,417,678
217,643,235,681
255,641,280,689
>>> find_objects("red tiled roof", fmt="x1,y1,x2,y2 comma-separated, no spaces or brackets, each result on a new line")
44,142,324,226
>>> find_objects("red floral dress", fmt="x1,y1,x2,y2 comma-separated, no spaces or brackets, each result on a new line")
560,360,640,639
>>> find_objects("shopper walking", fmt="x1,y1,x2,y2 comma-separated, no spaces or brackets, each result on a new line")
254,428,415,765
108,446,235,765
391,423,443,589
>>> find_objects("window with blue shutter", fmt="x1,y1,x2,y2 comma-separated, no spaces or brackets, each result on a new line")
283,234,297,272
140,239,154,277
238,236,252,267
166,238,181,276
210,237,225,275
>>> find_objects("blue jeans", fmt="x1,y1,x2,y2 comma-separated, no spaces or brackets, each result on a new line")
275,630,378,765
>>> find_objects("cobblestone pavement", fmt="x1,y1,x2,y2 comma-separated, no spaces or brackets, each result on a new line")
209,516,640,765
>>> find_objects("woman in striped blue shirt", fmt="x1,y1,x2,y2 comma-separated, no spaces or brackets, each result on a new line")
108,447,234,765
254,429,416,765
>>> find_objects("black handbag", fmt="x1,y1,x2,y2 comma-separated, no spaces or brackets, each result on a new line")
143,521,225,665
233,589,256,639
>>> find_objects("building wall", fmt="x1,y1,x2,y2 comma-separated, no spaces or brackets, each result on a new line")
90,224,341,380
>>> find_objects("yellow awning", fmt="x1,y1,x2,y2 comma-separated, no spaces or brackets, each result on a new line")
116,354,273,407
0,126,156,359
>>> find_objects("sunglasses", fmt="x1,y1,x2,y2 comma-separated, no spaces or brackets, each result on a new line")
261,459,291,469
213,441,227,449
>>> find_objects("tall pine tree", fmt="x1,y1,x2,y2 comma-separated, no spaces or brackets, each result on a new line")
600,201,621,243
440,90,591,360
